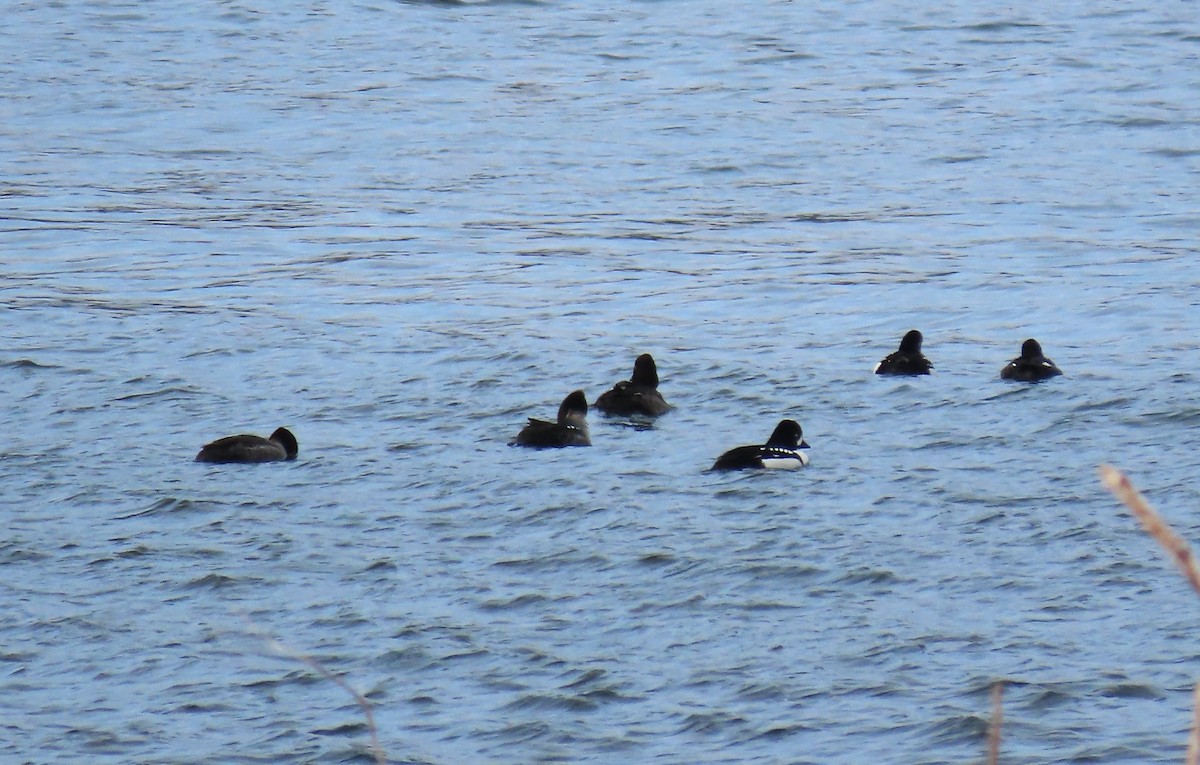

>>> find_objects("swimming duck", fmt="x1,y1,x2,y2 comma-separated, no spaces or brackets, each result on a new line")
195,427,298,463
510,390,590,448
874,329,932,376
710,419,810,471
1000,338,1063,382
594,353,672,417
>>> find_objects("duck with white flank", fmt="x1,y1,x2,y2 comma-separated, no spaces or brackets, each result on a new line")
710,419,810,471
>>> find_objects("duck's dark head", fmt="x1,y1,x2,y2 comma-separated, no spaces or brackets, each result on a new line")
766,419,807,449
557,390,588,426
899,330,923,354
1021,338,1043,358
631,354,659,388
269,427,299,460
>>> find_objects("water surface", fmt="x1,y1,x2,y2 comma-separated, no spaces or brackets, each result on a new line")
3,1,1200,763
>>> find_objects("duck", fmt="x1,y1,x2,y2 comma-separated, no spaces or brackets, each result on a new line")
594,353,672,417
874,329,932,376
1000,338,1063,382
710,419,810,471
510,390,590,448
195,427,298,463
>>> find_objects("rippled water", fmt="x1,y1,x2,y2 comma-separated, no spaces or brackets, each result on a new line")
3,1,1200,763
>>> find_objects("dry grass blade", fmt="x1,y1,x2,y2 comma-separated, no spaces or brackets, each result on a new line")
244,618,387,765
987,680,1004,765
1101,465,1200,765
274,640,387,765
1098,464,1200,597
1189,681,1200,765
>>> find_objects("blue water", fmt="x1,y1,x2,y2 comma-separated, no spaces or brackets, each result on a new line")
3,1,1200,763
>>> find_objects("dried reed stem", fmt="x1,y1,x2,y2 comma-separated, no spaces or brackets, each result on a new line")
1100,465,1200,765
246,619,387,765
1099,464,1200,597
987,680,1003,765
1188,681,1200,765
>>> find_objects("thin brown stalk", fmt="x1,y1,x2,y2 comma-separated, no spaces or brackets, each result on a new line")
1188,681,1200,765
987,680,1003,765
1099,465,1200,597
245,619,387,765
1101,465,1200,765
